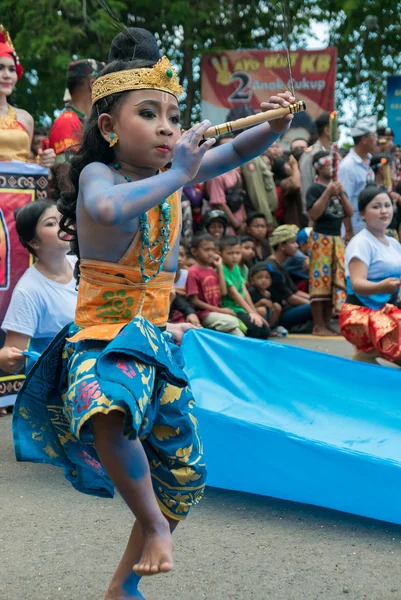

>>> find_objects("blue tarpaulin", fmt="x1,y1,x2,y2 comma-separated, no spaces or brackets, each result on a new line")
181,329,401,525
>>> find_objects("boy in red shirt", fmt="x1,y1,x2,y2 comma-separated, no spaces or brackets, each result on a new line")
186,233,244,336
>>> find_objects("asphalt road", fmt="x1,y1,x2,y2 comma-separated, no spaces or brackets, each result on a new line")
2,336,401,600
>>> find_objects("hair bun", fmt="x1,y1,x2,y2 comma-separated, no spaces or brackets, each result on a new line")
108,28,161,64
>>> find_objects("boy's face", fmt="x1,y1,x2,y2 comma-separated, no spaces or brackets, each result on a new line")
193,240,216,266
299,241,309,256
208,220,225,239
178,245,187,269
248,217,268,241
241,240,255,263
221,244,242,268
250,270,272,291
281,238,299,257
316,161,332,180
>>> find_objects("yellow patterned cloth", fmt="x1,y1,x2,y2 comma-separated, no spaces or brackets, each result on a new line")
309,232,346,314
70,190,181,339
13,318,206,520
0,104,30,161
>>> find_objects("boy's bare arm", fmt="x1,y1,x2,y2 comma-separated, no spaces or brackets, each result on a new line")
242,285,258,312
227,286,254,314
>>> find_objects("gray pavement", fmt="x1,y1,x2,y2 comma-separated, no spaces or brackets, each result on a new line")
2,336,401,600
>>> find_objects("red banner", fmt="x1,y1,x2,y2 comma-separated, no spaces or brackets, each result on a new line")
0,162,49,402
201,48,337,133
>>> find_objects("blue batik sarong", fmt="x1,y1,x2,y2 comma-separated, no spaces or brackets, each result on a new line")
13,316,206,520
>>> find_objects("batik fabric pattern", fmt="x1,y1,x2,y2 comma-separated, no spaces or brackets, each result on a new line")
339,303,401,362
309,232,346,314
13,317,206,520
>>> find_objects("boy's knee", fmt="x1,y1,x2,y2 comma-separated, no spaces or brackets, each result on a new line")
222,314,240,329
91,410,125,445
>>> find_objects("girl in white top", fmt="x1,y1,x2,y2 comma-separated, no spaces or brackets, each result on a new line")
0,201,77,397
340,184,401,364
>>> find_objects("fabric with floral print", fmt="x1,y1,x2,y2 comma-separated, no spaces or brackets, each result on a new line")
13,316,206,520
309,231,346,314
339,302,401,362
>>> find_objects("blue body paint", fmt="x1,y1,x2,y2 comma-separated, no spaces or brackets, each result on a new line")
122,572,144,599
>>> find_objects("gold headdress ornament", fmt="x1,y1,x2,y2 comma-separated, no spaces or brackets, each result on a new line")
0,24,14,49
92,56,183,105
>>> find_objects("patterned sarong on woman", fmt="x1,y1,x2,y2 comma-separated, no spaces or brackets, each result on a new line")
339,228,401,364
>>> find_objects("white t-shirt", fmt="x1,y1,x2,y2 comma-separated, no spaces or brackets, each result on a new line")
345,229,401,279
174,269,188,288
2,256,78,339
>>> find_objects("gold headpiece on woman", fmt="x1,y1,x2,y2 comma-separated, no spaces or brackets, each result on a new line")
92,56,183,105
0,24,14,49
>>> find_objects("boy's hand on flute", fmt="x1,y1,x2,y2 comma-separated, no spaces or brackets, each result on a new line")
260,91,295,135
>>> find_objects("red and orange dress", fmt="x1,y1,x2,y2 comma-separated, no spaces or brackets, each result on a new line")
340,228,401,362
13,191,206,520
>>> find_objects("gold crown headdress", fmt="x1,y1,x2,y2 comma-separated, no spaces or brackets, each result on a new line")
0,24,14,49
92,56,183,105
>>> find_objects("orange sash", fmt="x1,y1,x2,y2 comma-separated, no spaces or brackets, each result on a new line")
69,191,180,343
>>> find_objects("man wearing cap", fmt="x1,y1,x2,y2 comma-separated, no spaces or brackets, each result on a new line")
338,116,378,239
299,113,331,211
267,225,313,331
377,127,395,154
49,59,105,163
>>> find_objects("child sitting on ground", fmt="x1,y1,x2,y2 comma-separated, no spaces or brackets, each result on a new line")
220,236,270,339
248,262,283,330
246,212,271,262
201,209,228,240
169,288,201,327
284,227,311,292
174,243,189,296
186,233,244,336
239,235,256,281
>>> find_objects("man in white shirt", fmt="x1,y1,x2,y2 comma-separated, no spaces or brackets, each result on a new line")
338,116,378,240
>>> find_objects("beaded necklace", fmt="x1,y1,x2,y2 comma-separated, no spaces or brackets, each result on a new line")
113,163,171,283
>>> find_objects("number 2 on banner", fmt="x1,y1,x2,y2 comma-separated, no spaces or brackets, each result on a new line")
228,72,252,103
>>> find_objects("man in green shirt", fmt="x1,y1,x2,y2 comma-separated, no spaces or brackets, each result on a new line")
220,237,270,339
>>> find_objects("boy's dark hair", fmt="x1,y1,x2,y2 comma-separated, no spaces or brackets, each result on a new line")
246,212,267,226
219,236,240,251
240,235,255,244
248,262,271,280
58,30,159,282
191,232,215,249
315,112,330,136
14,200,55,257
358,183,391,213
370,153,392,171
34,126,49,137
290,137,308,148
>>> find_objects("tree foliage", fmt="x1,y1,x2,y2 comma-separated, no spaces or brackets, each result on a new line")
1,0,400,126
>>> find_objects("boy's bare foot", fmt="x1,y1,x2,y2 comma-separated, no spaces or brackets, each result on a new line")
133,523,173,576
312,326,339,337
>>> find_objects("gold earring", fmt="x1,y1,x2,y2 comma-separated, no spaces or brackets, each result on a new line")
109,132,119,147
